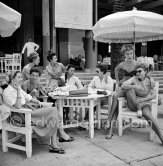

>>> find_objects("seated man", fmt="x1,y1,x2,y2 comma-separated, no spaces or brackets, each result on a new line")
22,67,47,100
121,63,163,145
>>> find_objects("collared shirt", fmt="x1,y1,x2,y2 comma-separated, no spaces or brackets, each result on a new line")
21,42,39,57
3,85,32,107
62,75,83,90
88,75,114,91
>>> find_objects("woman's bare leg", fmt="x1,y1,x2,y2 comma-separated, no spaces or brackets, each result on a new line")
104,93,119,130
50,123,60,149
58,128,70,140
125,89,137,111
142,105,163,144
106,109,118,139
51,130,60,149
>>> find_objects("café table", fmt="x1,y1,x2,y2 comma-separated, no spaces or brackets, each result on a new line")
49,90,112,138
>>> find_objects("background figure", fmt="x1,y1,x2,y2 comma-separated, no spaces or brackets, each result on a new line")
21,36,39,66
153,54,158,70
22,52,40,81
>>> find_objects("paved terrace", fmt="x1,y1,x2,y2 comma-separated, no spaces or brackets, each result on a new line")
1,95,163,166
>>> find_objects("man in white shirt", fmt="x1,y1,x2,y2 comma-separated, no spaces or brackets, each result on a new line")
21,36,39,58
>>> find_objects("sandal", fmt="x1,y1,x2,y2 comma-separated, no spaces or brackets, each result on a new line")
49,146,65,154
59,136,75,143
105,133,113,140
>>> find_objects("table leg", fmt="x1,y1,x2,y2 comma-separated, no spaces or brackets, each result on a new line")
89,99,94,138
96,99,101,129
1,59,3,73
58,99,64,127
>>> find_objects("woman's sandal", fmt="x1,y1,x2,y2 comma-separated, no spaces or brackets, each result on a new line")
59,136,75,143
105,133,113,140
49,146,65,154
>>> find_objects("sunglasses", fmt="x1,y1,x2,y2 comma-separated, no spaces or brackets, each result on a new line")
136,70,143,74
96,71,100,73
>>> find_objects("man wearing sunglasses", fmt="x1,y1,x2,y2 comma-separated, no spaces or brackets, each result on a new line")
121,63,163,145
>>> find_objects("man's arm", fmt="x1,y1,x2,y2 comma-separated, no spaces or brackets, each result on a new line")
34,43,39,51
21,43,27,54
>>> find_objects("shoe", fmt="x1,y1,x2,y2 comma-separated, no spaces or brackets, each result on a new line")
49,147,65,154
59,136,75,143
105,133,113,140
137,110,142,118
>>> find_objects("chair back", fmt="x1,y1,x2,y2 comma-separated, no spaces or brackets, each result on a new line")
5,54,13,58
4,53,21,73
12,53,21,72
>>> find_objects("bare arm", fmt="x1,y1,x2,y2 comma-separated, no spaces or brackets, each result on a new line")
21,43,27,54
115,63,123,83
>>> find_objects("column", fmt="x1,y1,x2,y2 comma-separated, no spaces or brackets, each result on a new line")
20,0,34,66
85,30,97,69
42,0,50,67
52,0,56,53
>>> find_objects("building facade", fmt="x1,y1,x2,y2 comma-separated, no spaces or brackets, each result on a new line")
1,0,163,69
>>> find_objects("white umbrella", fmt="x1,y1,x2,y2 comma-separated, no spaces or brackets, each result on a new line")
0,2,21,37
92,8,163,44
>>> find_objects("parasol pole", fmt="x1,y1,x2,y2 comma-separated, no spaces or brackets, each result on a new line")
133,29,136,60
133,7,136,60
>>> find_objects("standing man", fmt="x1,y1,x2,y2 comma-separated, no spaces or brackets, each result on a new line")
21,36,39,66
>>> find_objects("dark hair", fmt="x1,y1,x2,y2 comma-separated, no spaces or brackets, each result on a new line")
136,63,149,73
30,67,41,76
28,52,39,63
47,52,57,62
8,71,20,84
97,65,107,74
65,64,76,82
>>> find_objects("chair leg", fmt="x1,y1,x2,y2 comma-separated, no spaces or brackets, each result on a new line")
96,103,101,129
25,131,32,158
118,115,123,136
2,129,8,152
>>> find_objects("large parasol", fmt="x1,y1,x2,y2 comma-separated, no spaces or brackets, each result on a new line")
0,2,21,37
92,8,163,44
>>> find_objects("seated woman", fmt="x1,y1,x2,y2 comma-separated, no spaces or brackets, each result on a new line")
84,65,114,120
45,52,65,93
22,52,40,81
22,67,47,99
3,71,74,154
121,63,163,144
88,65,113,92
61,64,84,91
